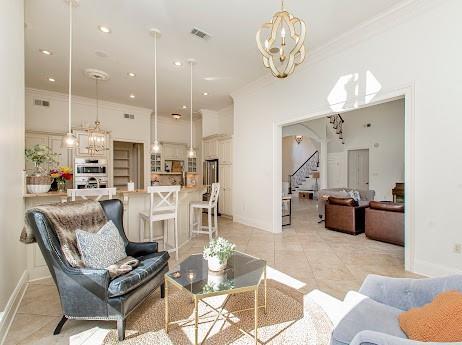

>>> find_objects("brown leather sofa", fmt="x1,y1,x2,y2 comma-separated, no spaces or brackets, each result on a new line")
325,197,369,235
365,201,404,246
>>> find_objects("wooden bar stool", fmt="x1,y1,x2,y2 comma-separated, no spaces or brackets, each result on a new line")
190,183,220,240
139,185,180,260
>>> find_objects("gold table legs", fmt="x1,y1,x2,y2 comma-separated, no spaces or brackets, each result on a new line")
164,278,169,332
164,268,267,345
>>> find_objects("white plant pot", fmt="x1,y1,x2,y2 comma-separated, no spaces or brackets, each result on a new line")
26,184,51,194
207,256,227,272
207,270,225,288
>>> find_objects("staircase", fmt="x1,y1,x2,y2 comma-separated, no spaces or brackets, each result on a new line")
288,151,320,194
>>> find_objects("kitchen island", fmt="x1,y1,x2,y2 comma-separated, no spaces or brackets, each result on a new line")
23,186,206,279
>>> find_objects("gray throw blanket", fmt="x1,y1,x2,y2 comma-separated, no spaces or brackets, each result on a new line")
21,200,108,267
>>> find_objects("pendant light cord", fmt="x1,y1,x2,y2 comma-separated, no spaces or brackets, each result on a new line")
68,0,72,133
190,61,193,150
154,33,158,143
95,78,99,122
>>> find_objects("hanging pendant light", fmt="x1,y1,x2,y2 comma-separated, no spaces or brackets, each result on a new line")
84,69,110,155
187,59,196,159
256,0,306,78
150,29,161,153
62,0,79,149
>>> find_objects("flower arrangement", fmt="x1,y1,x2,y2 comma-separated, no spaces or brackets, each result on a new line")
50,167,73,192
50,166,73,182
203,237,235,271
25,144,58,175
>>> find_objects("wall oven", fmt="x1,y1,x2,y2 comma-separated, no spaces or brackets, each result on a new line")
74,158,108,189
74,158,107,176
75,176,108,189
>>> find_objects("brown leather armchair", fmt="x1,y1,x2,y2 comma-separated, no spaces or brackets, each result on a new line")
325,197,369,235
365,201,404,246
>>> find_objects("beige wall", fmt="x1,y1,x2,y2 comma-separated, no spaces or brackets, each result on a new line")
282,136,318,182
0,0,26,314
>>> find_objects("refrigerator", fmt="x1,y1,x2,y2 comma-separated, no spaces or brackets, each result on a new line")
203,159,219,214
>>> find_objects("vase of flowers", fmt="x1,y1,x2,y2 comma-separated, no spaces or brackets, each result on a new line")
50,167,73,192
25,144,58,193
203,237,235,272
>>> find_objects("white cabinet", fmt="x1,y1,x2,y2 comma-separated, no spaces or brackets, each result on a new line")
48,135,71,167
203,139,218,160
219,164,233,216
218,138,232,164
25,132,71,172
163,143,186,160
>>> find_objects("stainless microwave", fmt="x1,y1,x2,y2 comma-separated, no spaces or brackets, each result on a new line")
74,158,107,176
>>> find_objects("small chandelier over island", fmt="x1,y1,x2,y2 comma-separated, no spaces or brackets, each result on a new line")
256,0,306,78
83,69,110,155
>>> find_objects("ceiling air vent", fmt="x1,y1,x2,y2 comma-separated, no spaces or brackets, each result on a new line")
34,99,50,107
124,113,135,120
191,27,211,40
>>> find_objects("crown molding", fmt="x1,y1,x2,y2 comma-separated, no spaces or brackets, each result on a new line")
26,87,153,115
231,0,444,100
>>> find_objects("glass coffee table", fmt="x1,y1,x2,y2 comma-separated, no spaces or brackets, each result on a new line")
164,251,267,345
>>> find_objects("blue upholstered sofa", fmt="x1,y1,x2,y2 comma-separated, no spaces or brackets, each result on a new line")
309,274,462,345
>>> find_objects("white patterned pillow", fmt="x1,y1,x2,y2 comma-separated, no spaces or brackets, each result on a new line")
76,221,127,269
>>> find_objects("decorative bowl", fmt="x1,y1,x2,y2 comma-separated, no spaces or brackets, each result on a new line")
27,184,51,194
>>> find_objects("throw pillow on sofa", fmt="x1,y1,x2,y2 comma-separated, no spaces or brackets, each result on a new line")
399,290,462,342
76,220,127,269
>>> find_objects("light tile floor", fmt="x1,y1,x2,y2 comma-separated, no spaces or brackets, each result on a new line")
4,198,417,344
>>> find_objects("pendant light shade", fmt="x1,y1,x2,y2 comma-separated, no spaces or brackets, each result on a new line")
62,0,79,149
150,29,161,154
187,59,196,159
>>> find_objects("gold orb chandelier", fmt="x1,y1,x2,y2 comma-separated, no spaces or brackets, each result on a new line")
256,0,306,78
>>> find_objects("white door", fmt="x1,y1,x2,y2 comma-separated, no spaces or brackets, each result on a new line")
327,153,347,188
348,149,369,190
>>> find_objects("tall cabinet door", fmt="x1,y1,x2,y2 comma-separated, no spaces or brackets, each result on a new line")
48,135,70,167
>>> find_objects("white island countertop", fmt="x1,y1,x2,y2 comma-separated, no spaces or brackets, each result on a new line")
23,185,206,198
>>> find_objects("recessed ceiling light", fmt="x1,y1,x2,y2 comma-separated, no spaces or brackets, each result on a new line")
127,72,136,77
203,92,208,96
181,105,187,109
39,49,52,55
98,25,111,33
173,61,182,66
48,77,56,82
129,94,135,99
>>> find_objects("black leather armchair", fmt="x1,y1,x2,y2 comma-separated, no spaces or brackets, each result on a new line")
26,199,169,340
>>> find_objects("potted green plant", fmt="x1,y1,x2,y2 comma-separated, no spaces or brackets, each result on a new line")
25,144,58,193
203,237,235,272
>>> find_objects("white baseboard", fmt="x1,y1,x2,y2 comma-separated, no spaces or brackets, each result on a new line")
28,266,51,281
233,215,273,233
413,259,462,277
0,271,29,345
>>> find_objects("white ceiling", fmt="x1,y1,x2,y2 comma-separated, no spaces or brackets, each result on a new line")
25,0,404,115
